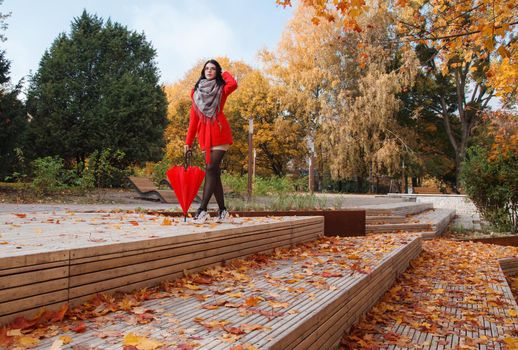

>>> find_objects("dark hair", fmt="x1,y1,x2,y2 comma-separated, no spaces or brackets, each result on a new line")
194,59,226,91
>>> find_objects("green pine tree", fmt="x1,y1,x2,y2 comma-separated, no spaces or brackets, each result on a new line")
0,3,28,180
26,11,167,166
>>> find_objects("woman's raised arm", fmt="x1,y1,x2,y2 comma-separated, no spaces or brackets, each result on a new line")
222,71,238,96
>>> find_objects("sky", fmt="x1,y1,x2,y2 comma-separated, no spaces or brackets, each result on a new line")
2,0,294,91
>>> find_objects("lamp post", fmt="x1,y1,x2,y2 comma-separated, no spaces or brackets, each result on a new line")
247,117,253,201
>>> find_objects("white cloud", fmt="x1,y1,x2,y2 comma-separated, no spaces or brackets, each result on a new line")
130,2,237,84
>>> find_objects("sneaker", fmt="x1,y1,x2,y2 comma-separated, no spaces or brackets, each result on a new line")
216,208,229,223
193,209,210,224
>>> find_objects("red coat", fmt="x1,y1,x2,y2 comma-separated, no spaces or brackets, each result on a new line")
185,71,237,162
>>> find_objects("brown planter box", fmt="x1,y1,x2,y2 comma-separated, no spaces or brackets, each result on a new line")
457,235,518,247
155,209,365,237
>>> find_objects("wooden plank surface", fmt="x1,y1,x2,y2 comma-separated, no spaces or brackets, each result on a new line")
0,213,323,326
27,234,421,350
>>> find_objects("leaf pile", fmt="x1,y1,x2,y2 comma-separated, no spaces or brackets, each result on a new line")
341,239,518,349
0,234,412,349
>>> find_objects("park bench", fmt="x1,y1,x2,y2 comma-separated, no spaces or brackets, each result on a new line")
127,176,179,203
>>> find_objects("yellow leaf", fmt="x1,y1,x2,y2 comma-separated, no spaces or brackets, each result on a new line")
268,301,289,308
18,336,40,347
227,292,243,298
161,217,173,226
123,333,163,350
60,335,73,344
432,288,444,294
503,337,518,347
508,309,518,317
6,329,22,336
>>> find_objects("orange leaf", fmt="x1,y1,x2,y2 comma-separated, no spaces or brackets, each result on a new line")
224,326,245,335
0,328,13,348
245,296,262,307
15,213,27,218
192,276,213,285
70,322,86,333
161,217,173,226
8,316,37,330
128,220,139,226
322,271,343,278
51,303,68,322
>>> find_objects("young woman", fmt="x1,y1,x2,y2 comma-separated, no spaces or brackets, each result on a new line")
184,59,237,223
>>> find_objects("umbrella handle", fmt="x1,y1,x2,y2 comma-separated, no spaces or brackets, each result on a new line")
184,150,192,170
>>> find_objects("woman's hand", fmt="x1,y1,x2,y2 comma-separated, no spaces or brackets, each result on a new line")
184,144,191,155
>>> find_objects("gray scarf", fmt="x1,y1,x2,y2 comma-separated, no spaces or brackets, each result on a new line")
193,79,223,119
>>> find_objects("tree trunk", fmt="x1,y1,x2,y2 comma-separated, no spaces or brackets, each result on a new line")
309,155,315,193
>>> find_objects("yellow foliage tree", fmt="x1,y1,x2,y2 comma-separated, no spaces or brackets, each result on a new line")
277,0,516,190
263,5,418,190
261,5,345,189
277,0,517,103
320,7,419,186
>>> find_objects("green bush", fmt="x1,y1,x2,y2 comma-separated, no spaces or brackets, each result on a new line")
31,156,66,194
88,149,129,188
461,145,517,233
152,158,174,185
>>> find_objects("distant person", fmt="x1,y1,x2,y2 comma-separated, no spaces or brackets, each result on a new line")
184,59,237,224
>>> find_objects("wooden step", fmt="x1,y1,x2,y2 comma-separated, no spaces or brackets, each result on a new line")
32,235,423,350
366,222,432,233
0,213,323,326
365,215,406,224
363,202,433,216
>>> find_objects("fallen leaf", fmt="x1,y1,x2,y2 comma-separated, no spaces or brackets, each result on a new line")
268,301,289,308
245,296,262,307
17,335,40,347
60,335,73,344
123,333,163,350
70,322,87,333
6,329,22,336
161,217,173,226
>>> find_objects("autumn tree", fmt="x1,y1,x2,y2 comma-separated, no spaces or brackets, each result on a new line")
320,8,419,189
277,0,517,190
263,5,419,191
261,5,344,190
26,11,167,166
226,70,307,176
163,58,306,176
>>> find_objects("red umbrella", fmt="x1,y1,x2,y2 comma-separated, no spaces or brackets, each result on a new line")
166,151,205,220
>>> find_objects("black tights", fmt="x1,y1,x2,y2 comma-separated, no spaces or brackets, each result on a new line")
199,150,226,211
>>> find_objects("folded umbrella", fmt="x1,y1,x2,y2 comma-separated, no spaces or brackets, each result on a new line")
166,151,205,221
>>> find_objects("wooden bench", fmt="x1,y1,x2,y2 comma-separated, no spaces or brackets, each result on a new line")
127,176,179,203
412,186,442,194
